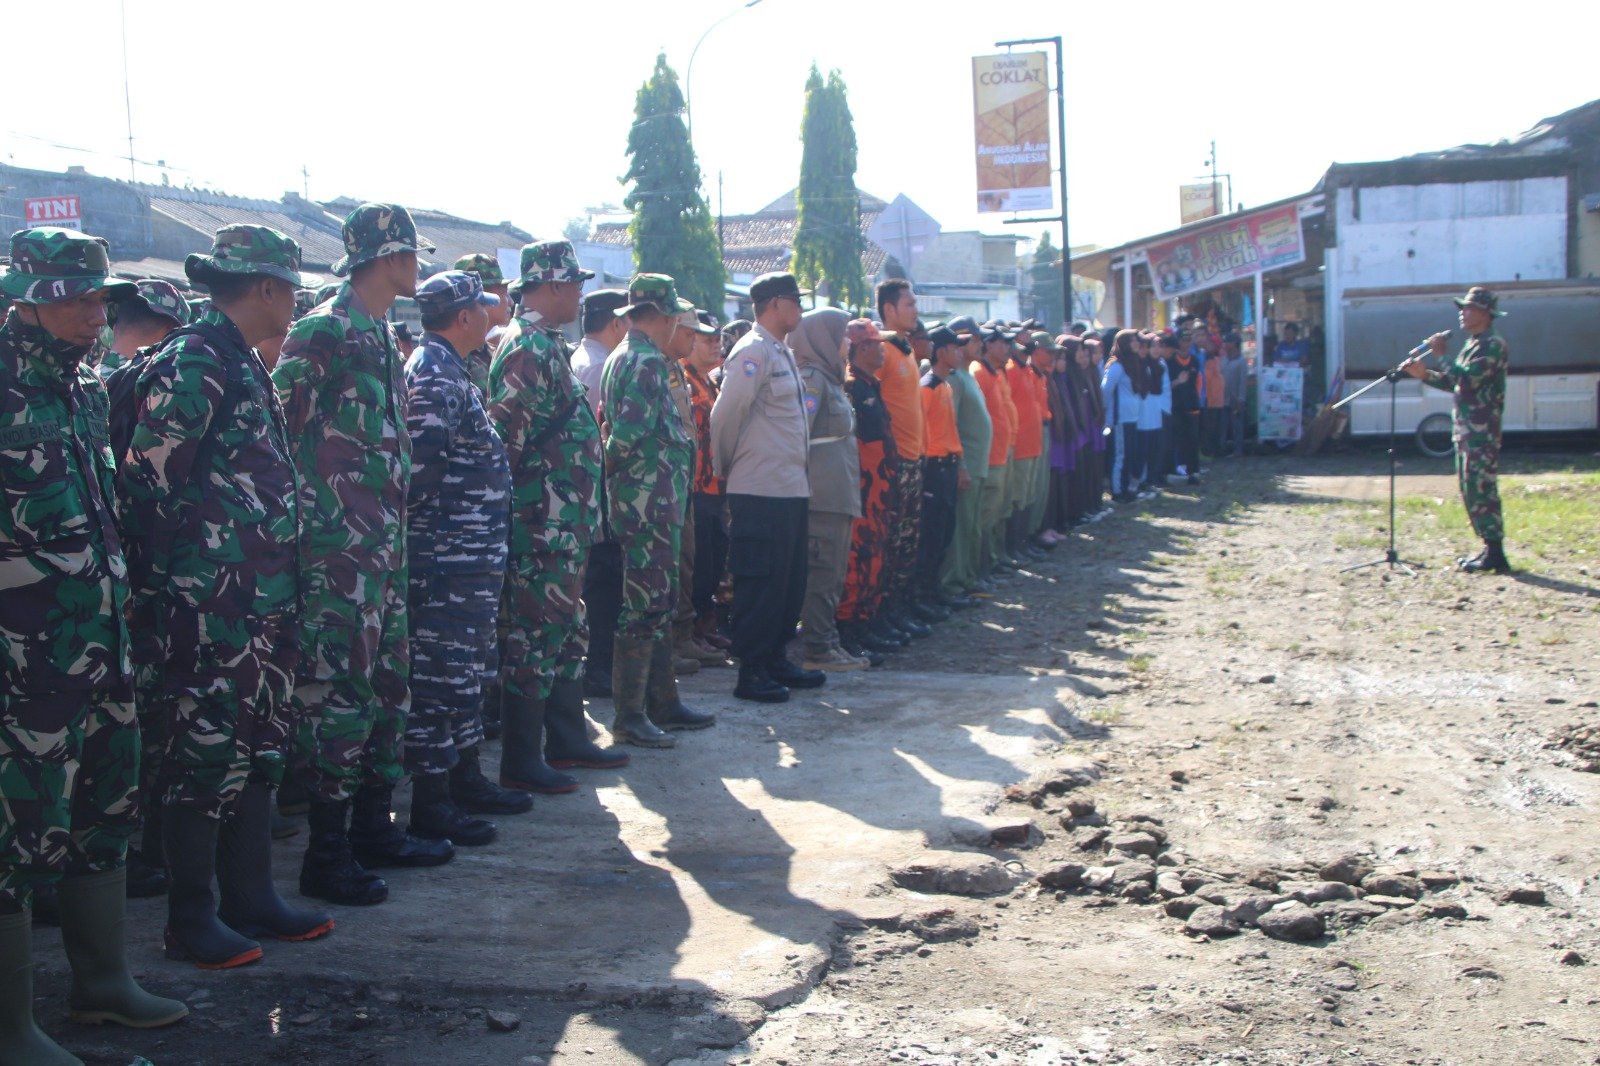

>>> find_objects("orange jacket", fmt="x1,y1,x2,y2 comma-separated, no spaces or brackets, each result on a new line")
971,359,1015,466
1006,362,1043,460
919,372,962,459
875,336,925,460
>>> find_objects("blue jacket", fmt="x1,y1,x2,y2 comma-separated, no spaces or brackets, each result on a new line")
1101,360,1140,425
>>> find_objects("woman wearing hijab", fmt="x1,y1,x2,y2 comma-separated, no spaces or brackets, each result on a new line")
790,309,870,672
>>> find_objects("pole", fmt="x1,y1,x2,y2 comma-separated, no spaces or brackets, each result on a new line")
121,0,136,181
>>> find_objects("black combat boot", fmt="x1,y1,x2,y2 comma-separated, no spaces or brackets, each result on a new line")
767,652,825,690
733,660,789,703
348,785,455,869
497,688,580,794
645,638,717,730
408,774,495,847
216,782,333,942
160,804,263,969
299,798,388,906
1462,540,1511,574
545,676,630,769
452,743,538,810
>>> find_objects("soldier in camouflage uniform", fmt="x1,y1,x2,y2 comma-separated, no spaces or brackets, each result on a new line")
120,225,333,968
1405,285,1512,574
1,228,188,1063
95,279,189,375
453,252,512,397
488,240,624,791
273,203,452,909
403,270,532,847
600,275,716,748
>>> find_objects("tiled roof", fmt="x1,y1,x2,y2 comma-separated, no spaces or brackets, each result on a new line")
150,194,346,268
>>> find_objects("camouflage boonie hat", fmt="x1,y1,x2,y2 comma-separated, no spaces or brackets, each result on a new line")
115,278,191,326
514,239,596,289
453,252,507,288
618,273,690,317
1453,285,1507,317
0,227,135,304
331,203,435,277
313,282,341,305
185,224,323,289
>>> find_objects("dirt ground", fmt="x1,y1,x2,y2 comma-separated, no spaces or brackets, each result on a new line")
29,443,1600,1066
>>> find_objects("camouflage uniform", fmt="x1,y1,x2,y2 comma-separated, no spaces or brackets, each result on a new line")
487,243,601,704
118,227,318,820
601,279,695,644
95,279,190,374
0,229,138,911
404,272,510,775
1422,320,1509,545
453,253,508,397
272,205,433,803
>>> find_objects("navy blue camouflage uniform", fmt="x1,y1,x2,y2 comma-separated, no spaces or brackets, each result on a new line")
403,331,511,776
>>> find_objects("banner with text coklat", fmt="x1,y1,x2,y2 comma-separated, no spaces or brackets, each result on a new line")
1147,203,1306,300
972,53,1051,214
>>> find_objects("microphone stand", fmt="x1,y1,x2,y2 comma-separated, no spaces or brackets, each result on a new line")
1332,358,1423,576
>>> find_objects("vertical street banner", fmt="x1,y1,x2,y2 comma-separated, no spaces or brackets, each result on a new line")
972,53,1052,214
1179,182,1220,225
1146,202,1306,300
1257,365,1304,442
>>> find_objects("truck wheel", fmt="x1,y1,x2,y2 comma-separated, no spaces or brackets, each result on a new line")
1415,413,1452,458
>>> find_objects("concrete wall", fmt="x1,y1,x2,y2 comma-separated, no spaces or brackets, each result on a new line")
1331,177,1568,289
1578,203,1600,278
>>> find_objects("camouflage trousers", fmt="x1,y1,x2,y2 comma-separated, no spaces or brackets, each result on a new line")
137,612,298,819
290,573,409,803
499,549,588,702
0,690,139,911
884,460,923,603
617,521,682,644
406,569,501,776
1456,437,1503,543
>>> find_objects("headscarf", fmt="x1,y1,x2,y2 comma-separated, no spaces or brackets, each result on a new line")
787,307,849,385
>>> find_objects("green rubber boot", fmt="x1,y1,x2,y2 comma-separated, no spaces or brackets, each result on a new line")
0,907,82,1065
56,869,188,1029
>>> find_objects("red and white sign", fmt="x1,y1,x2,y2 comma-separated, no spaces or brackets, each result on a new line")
24,195,83,231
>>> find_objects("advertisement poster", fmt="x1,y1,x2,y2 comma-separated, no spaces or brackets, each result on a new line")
1257,365,1304,442
1147,203,1305,299
1178,182,1219,225
971,52,1052,213
24,195,82,231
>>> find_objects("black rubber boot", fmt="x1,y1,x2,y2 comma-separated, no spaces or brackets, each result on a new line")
734,661,789,704
56,868,190,1028
611,636,677,748
299,799,388,906
216,782,334,943
160,805,263,970
767,653,825,690
408,774,495,847
275,775,310,816
0,907,81,1064
452,743,538,811
546,677,630,770
497,688,580,795
350,785,456,868
645,638,717,731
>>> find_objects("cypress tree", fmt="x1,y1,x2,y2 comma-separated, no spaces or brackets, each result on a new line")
793,66,868,309
622,53,725,314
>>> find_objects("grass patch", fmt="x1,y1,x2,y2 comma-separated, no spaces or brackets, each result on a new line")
1127,655,1154,673
1392,471,1600,565
1085,705,1126,725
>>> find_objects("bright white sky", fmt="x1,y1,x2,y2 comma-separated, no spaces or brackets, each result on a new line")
7,0,1595,258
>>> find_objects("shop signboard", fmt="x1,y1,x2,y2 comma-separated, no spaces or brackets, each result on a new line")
1257,364,1303,442
971,52,1052,214
24,195,82,231
1147,202,1305,300
1179,182,1219,225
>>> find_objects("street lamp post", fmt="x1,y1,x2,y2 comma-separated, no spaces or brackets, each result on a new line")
686,0,765,146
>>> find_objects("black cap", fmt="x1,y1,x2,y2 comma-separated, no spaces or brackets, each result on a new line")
927,325,963,350
750,271,801,303
582,287,629,317
945,315,981,338
980,319,1016,343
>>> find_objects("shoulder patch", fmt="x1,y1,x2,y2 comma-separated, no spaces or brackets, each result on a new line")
742,358,759,378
